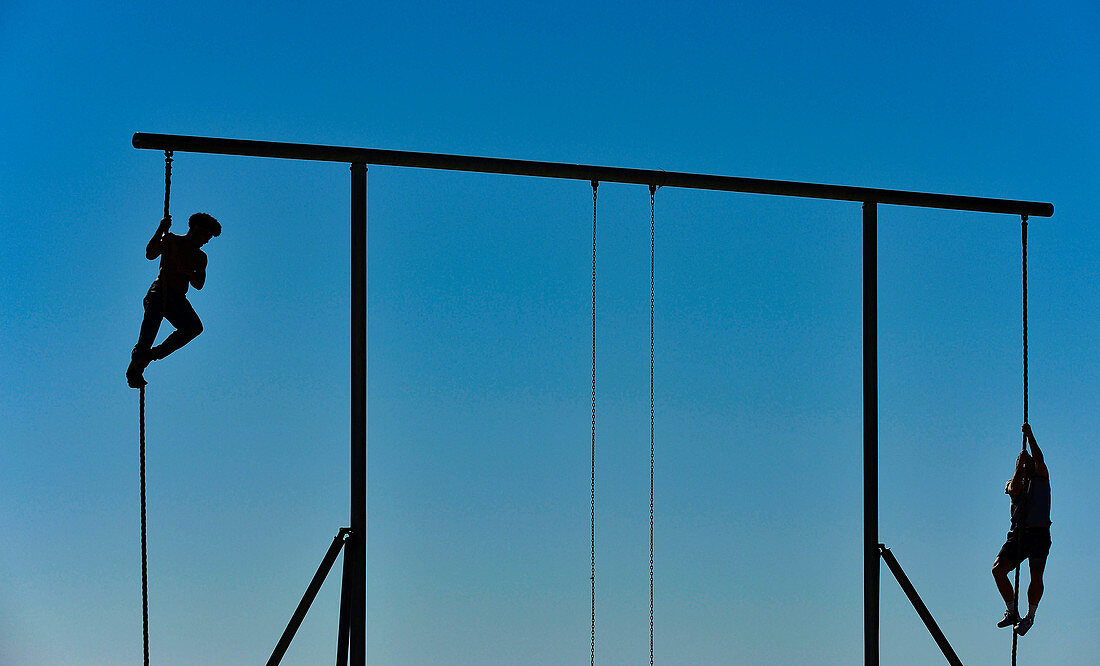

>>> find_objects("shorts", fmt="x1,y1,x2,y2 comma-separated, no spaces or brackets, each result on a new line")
997,526,1051,567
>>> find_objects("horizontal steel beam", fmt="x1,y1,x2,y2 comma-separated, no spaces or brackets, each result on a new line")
133,132,1053,217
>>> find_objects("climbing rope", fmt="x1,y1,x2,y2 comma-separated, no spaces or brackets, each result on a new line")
1021,215,1029,435
163,151,173,219
590,180,598,666
160,151,173,313
139,150,171,665
1011,214,1029,666
649,184,656,666
139,386,150,666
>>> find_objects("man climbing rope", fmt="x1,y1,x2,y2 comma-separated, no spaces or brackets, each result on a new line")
126,212,221,388
992,423,1051,637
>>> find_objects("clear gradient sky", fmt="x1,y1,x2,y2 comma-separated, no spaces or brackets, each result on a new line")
2,1,1098,664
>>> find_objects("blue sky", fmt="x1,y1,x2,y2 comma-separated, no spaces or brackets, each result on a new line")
2,1,1098,664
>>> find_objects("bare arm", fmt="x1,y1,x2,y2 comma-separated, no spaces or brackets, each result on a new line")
1006,466,1027,495
1023,423,1048,477
146,216,171,260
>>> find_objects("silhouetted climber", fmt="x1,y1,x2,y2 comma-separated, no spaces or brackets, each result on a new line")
992,423,1051,637
126,212,221,388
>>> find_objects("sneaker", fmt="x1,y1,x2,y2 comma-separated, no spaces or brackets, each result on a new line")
127,349,154,388
997,609,1019,628
1015,616,1033,636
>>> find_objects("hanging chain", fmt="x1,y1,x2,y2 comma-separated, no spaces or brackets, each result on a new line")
590,180,598,666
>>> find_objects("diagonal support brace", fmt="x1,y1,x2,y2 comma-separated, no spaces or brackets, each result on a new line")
879,543,964,666
267,528,352,666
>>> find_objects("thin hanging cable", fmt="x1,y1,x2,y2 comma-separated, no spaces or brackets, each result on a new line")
1011,214,1029,666
649,184,656,666
590,180,598,666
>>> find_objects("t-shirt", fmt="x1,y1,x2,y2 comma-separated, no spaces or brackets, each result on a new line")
1010,475,1052,529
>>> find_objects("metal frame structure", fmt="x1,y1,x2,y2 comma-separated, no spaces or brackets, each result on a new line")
132,132,1053,665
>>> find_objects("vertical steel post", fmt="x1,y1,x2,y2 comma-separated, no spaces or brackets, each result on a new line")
863,201,879,665
350,163,367,666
